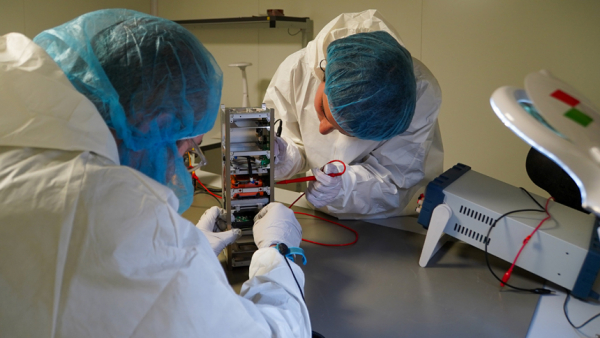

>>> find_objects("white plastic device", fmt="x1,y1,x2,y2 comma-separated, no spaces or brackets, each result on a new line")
229,62,252,107
490,70,600,216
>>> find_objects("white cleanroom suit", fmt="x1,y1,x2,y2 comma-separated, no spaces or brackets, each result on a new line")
0,33,310,338
264,10,444,219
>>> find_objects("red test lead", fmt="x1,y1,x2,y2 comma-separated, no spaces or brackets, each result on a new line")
276,160,346,185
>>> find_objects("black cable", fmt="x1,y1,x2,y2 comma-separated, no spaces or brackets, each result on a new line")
283,254,306,302
520,187,545,210
245,156,253,179
484,209,549,293
483,187,553,294
563,292,600,329
195,181,222,194
287,28,302,36
206,187,222,194
283,253,326,338
194,190,222,208
274,119,283,137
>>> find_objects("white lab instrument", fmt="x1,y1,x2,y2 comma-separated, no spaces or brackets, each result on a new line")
229,62,252,107
418,164,599,299
419,71,600,299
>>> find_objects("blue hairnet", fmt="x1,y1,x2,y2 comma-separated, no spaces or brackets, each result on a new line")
325,31,416,141
34,9,223,213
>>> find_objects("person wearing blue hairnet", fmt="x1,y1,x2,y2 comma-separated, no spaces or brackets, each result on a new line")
266,10,443,219
0,9,310,337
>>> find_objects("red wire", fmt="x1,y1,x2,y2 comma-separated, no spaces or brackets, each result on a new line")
289,192,306,208
294,212,359,247
325,160,347,176
192,159,357,247
275,160,348,185
192,172,222,199
287,193,359,246
284,160,358,246
501,196,554,287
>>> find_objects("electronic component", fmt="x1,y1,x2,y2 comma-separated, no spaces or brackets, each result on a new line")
418,164,600,299
221,104,274,268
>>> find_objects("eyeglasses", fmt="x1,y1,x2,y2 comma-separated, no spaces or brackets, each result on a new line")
185,138,207,173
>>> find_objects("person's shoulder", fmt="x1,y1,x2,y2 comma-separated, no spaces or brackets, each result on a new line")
268,48,312,94
274,48,310,79
82,157,180,216
412,58,439,87
281,48,307,67
412,58,442,103
80,156,197,248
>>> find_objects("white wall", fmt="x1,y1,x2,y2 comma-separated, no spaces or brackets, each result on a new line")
2,0,599,197
0,0,150,38
423,1,600,197
163,0,600,197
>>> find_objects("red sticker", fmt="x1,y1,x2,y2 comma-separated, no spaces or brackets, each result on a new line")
551,90,580,107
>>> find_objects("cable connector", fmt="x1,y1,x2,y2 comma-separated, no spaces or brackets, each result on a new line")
501,272,511,287
416,193,425,213
500,266,514,287
275,119,283,137
532,288,555,295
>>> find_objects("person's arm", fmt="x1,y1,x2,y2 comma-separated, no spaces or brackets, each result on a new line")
129,205,310,337
122,207,310,337
263,51,309,179
317,60,443,219
79,169,311,338
180,201,309,337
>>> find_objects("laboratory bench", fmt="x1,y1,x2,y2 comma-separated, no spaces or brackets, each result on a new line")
184,192,539,337
182,171,600,337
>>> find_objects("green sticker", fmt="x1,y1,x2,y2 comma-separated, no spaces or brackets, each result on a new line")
564,108,593,127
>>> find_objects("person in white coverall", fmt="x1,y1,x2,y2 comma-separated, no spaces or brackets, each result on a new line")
0,9,310,337
265,10,443,219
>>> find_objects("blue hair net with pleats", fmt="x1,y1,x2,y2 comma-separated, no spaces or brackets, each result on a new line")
34,9,222,213
325,31,416,141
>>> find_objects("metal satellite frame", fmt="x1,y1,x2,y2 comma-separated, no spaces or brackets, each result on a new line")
221,103,274,268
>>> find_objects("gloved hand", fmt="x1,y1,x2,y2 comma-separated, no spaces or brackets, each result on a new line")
306,163,342,209
196,206,241,255
272,136,302,180
272,136,287,165
253,203,302,248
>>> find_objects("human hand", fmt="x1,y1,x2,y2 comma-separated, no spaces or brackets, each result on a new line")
196,206,241,255
272,136,287,165
305,163,342,208
253,203,302,248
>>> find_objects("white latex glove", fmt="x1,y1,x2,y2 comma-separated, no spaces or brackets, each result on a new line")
272,136,302,180
272,136,287,165
306,163,342,209
196,206,241,255
253,203,302,248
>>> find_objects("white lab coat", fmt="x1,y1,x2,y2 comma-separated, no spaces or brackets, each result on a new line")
0,33,310,338
264,10,444,219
